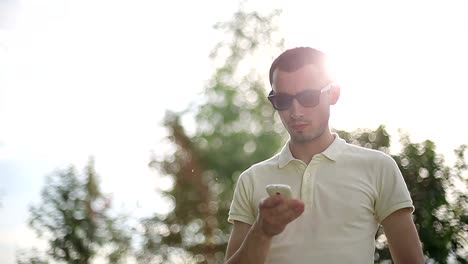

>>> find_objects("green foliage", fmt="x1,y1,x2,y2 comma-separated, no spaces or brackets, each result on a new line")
20,159,131,264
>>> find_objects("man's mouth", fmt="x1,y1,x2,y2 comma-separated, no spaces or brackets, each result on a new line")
290,123,308,131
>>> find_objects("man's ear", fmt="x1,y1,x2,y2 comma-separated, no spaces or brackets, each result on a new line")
329,84,340,105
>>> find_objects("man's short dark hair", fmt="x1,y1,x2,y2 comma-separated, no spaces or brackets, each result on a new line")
269,47,327,86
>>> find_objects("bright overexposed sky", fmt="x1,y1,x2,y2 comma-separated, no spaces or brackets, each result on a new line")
1,0,467,263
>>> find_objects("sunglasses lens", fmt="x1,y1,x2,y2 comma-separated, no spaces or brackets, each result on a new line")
272,94,292,110
268,89,322,110
297,90,320,107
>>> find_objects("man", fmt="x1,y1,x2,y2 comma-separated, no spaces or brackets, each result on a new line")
224,47,424,263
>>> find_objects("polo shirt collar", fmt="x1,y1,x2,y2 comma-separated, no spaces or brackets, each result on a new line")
321,133,346,161
278,142,296,168
278,133,346,168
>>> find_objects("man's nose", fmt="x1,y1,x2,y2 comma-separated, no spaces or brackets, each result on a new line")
289,98,304,119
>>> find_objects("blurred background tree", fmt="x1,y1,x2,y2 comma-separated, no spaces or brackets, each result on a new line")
18,159,131,264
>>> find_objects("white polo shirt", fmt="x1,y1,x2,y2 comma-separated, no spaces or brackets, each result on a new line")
228,134,413,264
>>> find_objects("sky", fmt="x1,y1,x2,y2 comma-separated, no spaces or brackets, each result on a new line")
1,0,468,263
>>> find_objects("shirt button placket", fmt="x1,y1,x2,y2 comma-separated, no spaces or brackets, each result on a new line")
301,156,322,208
300,169,313,208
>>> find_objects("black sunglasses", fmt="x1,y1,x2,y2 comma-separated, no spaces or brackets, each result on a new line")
267,83,334,111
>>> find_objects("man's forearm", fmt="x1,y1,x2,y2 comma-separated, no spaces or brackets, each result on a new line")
225,225,272,264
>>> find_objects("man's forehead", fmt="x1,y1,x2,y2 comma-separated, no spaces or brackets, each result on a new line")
272,64,325,90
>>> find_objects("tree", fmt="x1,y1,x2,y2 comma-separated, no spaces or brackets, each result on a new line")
19,158,131,264
139,4,285,264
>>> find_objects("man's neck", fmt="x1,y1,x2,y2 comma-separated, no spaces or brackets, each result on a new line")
289,131,335,164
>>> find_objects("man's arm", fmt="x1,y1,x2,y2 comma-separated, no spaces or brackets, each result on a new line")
224,221,272,264
381,208,425,264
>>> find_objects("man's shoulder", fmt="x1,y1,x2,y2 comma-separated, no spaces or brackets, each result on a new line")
249,153,281,170
340,141,394,163
337,143,400,180
239,153,281,178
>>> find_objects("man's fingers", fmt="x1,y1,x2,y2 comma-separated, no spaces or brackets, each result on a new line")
261,196,304,208
262,198,305,223
288,205,304,221
260,195,284,209
256,197,305,237
281,201,304,223
289,199,305,214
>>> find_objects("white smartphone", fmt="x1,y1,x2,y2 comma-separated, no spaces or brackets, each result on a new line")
266,184,292,200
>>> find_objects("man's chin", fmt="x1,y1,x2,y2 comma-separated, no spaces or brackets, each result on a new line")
290,130,324,143
290,134,315,143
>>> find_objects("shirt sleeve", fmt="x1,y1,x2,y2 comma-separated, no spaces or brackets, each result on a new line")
228,170,256,225
375,154,414,223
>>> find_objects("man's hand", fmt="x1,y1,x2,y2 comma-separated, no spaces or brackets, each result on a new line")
225,196,304,264
253,195,305,237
